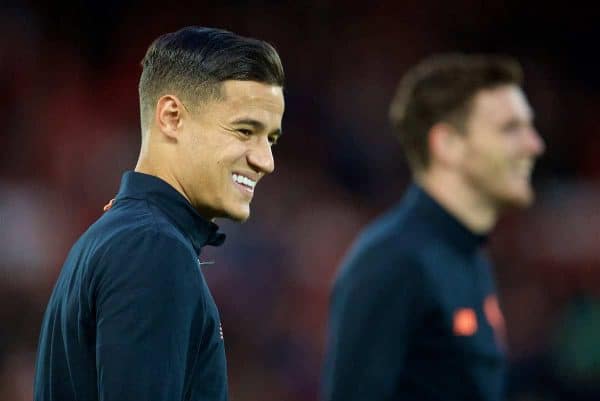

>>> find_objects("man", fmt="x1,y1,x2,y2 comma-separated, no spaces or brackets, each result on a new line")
322,54,545,401
33,26,285,401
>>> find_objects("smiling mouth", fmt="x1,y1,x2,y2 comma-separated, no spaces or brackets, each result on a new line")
232,173,256,193
514,160,534,180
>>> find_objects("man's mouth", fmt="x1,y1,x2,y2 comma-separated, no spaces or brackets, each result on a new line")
514,160,534,180
232,173,256,193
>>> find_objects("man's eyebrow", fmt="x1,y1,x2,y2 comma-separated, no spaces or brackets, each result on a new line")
231,118,282,137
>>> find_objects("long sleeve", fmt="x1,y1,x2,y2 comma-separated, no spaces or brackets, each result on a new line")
93,231,204,401
322,249,427,401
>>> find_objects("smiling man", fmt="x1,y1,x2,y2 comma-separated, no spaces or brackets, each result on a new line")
33,27,284,401
322,54,545,401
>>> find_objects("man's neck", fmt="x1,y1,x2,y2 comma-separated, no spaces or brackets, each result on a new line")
415,170,498,234
134,157,193,206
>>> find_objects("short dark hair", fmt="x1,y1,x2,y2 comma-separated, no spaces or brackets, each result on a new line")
389,53,523,171
139,26,285,130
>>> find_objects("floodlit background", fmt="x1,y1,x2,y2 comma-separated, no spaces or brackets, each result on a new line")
1,1,599,400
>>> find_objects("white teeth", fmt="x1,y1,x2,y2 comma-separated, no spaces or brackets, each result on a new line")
232,174,256,189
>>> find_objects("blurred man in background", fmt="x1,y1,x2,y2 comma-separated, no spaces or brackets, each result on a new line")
322,54,545,401
33,26,284,401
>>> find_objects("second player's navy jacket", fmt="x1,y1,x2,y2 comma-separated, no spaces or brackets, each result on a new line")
322,184,506,401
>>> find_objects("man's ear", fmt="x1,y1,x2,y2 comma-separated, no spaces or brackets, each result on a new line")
428,122,466,168
155,95,186,140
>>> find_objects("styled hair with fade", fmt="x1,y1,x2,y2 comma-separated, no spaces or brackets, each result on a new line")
389,53,523,172
138,26,285,131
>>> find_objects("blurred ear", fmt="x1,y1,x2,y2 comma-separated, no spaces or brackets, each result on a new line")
428,122,466,168
155,95,186,140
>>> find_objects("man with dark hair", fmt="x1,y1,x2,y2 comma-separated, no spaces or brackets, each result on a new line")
33,26,285,401
322,54,545,401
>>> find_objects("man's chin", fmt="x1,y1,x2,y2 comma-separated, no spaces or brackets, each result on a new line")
498,187,535,209
224,206,251,222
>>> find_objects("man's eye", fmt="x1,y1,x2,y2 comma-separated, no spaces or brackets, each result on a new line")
238,129,252,136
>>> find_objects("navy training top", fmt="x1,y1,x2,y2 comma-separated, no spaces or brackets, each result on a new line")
322,184,506,401
34,171,228,401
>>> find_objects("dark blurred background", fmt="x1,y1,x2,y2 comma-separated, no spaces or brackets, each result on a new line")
1,1,599,400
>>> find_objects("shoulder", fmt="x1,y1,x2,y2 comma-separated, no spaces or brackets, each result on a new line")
88,226,204,308
83,198,194,263
338,203,428,280
332,204,432,301
81,203,197,290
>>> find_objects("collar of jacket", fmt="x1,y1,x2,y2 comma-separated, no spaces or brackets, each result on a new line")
406,183,488,253
115,171,226,253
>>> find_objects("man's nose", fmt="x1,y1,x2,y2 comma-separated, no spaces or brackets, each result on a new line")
526,127,545,156
247,136,275,175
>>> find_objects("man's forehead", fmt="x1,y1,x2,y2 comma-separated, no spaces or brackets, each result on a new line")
202,81,282,130
471,85,532,123
220,80,284,107
211,83,282,129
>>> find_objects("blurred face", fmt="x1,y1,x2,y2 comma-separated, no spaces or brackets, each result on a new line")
458,85,545,208
176,80,284,221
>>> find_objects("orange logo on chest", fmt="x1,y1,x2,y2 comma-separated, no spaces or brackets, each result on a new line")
453,308,478,336
452,294,506,345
